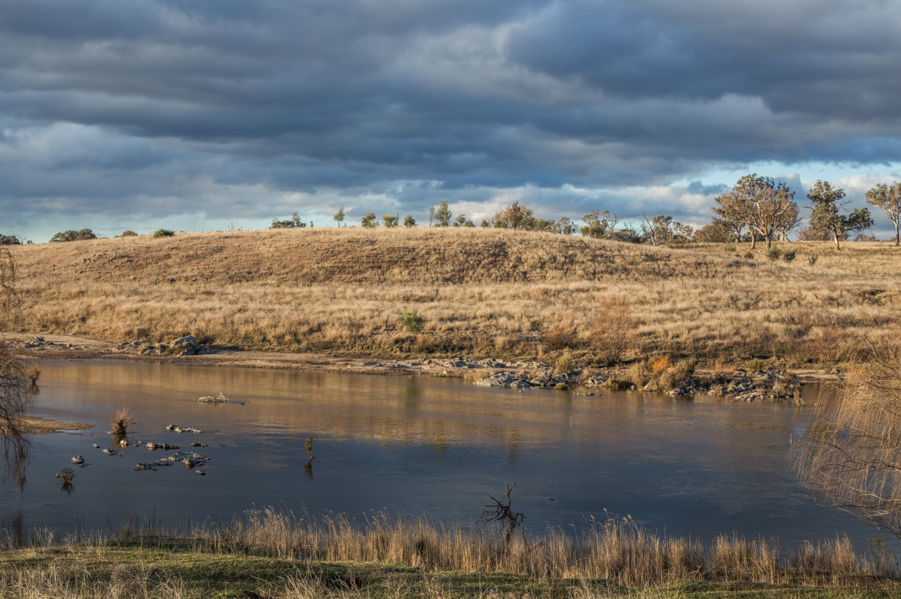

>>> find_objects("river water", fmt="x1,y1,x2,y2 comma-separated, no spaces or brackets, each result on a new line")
0,360,880,548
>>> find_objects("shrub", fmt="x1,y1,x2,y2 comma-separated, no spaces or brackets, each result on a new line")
543,323,577,350
397,309,424,334
50,229,96,242
555,348,575,375
554,382,569,391
383,214,399,228
0,234,21,246
403,215,416,228
783,249,797,263
651,355,671,374
766,247,782,261
589,296,637,366
361,213,379,228
747,358,763,372
120,230,138,237
629,361,651,388
743,252,754,259
153,229,175,238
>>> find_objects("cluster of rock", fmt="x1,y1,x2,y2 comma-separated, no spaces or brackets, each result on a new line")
195,393,228,404
166,424,203,434
25,336,81,350
704,370,802,403
134,451,210,472
145,442,179,450
475,367,574,389
115,336,213,356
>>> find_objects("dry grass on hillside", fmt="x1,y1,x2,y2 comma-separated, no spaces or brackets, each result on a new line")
5,227,901,366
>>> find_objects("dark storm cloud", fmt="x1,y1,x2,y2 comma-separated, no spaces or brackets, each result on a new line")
1,0,900,238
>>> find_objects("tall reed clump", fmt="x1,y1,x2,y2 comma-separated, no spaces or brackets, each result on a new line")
793,341,901,537
193,508,890,588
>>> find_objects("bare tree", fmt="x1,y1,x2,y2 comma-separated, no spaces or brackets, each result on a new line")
793,343,901,536
866,182,901,246
0,249,30,490
478,483,525,549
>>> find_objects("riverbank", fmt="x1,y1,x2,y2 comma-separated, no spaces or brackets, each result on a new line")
5,228,901,371
3,332,841,403
2,511,899,598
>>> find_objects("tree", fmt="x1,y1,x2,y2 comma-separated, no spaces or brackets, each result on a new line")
428,205,436,227
711,194,748,243
737,174,799,249
793,343,901,536
361,213,379,228
866,182,901,246
454,213,467,227
333,206,346,227
50,229,96,242
382,214,399,228
807,180,873,250
434,201,452,227
557,217,577,236
694,221,732,243
403,215,416,228
580,210,618,239
492,202,534,230
0,235,21,246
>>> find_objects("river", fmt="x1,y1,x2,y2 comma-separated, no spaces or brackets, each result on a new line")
0,359,881,549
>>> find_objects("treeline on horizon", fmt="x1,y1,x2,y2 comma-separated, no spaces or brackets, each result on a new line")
2,175,900,248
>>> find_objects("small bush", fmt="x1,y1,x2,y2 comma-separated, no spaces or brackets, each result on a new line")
766,247,782,261
808,254,819,267
743,252,754,259
629,360,651,388
397,309,424,334
543,324,577,350
361,213,379,228
153,229,175,238
555,382,569,391
651,355,671,374
723,244,736,253
555,348,575,375
26,367,40,384
589,296,637,366
0,234,22,246
121,230,138,237
403,215,416,228
747,358,764,372
783,249,797,263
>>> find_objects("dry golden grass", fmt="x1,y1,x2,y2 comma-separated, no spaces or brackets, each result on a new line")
5,228,901,365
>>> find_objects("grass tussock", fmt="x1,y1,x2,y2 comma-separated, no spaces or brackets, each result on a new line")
110,408,136,435
4,228,901,365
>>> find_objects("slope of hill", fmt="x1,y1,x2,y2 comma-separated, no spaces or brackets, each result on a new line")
6,227,901,365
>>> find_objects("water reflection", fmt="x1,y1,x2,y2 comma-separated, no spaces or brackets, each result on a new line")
304,459,314,481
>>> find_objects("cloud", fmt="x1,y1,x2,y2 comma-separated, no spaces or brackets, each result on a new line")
1,0,901,239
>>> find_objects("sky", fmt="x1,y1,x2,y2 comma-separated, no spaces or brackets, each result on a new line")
2,0,901,242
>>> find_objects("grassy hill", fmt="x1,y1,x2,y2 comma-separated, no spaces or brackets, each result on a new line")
6,227,901,365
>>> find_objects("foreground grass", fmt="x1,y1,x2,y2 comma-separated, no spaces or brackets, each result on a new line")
2,511,900,598
1,540,899,599
6,227,901,367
